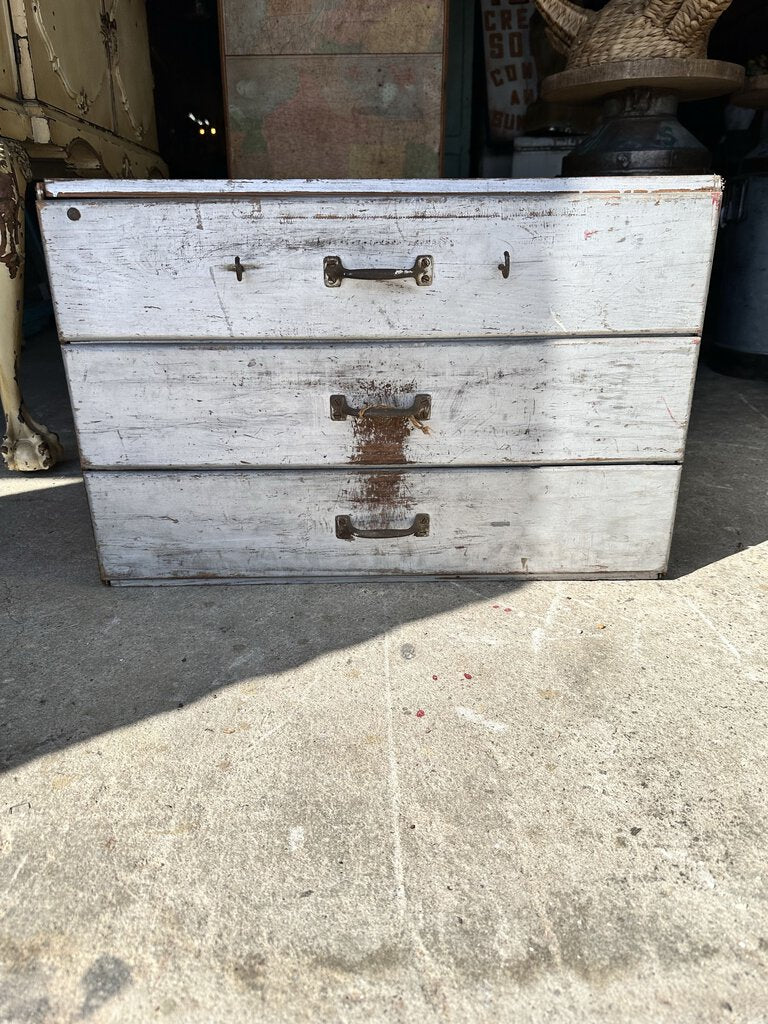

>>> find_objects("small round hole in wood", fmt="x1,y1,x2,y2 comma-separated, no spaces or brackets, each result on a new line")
67,208,81,221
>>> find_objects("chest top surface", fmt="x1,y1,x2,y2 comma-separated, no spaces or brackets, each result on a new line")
41,175,721,199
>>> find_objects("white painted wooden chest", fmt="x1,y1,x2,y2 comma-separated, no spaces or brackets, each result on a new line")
37,177,721,584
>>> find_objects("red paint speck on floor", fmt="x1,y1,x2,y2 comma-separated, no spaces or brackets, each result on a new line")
492,604,500,608
504,608,512,612
432,675,438,681
464,673,473,680
416,709,425,718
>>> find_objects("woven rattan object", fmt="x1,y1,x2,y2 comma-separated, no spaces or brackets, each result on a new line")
536,0,735,69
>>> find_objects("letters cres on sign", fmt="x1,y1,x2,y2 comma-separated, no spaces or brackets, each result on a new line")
481,0,538,144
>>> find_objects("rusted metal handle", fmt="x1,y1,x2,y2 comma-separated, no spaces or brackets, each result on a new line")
329,394,431,422
335,513,430,540
324,255,433,287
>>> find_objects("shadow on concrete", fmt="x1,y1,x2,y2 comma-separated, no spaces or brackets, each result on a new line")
668,365,768,579
0,332,523,769
1,333,766,772
0,470,524,771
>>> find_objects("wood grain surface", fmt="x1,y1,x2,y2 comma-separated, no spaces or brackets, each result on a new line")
221,0,445,56
225,54,443,178
41,176,722,197
85,465,681,581
64,337,698,468
39,186,721,341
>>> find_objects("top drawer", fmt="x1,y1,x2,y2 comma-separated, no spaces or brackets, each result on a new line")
38,177,722,342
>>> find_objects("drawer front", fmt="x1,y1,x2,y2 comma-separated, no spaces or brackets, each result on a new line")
85,465,680,581
40,187,719,341
65,337,698,468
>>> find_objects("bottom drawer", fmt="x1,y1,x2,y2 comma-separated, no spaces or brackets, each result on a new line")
84,465,680,583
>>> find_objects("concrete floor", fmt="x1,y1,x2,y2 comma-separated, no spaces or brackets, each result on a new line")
1,330,767,1024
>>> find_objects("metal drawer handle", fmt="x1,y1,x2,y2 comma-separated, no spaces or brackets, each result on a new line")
330,394,431,422
335,513,430,540
324,255,433,287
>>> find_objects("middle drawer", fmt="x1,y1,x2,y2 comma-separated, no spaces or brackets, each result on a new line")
64,337,698,469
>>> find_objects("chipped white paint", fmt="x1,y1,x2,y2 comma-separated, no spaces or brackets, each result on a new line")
83,465,681,582
455,707,509,733
63,337,699,469
0,0,166,474
41,175,721,197
38,179,721,341
0,141,64,471
37,176,720,582
289,826,305,852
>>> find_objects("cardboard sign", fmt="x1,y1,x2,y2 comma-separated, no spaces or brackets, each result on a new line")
481,0,538,143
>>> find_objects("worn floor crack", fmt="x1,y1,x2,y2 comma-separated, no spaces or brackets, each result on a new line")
383,631,449,1019
0,577,22,628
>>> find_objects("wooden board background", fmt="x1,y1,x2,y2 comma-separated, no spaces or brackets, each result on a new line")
64,337,698,469
226,55,443,179
221,0,445,56
219,0,447,177
84,465,680,581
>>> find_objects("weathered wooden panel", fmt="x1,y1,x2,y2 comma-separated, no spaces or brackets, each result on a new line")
84,465,680,581
108,0,159,150
39,184,721,341
64,337,698,469
0,1,19,98
42,117,166,178
20,0,114,130
225,54,442,178
222,0,445,56
41,176,721,197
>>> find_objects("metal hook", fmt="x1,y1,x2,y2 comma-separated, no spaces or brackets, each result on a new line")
498,251,510,279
